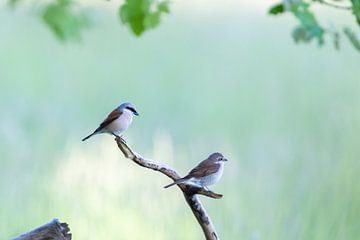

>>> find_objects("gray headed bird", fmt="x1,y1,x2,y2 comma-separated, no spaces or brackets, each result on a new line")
82,102,139,141
164,152,227,190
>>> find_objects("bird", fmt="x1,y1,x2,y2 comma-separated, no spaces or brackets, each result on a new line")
82,102,139,141
164,152,228,190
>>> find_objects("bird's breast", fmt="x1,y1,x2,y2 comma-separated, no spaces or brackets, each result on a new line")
201,163,224,186
106,111,133,135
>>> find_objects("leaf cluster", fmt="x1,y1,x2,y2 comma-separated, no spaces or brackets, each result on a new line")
7,0,360,53
42,0,90,41
8,0,169,41
119,0,170,36
269,0,360,52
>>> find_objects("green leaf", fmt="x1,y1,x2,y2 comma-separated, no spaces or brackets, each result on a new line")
144,12,161,29
351,0,360,26
42,0,90,42
158,1,170,13
290,2,315,28
119,0,169,36
269,3,285,15
289,1,324,45
344,27,360,51
8,0,21,8
292,26,309,43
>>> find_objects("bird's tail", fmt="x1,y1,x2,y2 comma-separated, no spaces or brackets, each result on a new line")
82,132,96,141
164,178,187,188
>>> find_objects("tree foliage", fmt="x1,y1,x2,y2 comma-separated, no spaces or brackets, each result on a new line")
8,0,169,41
269,0,360,52
7,0,360,52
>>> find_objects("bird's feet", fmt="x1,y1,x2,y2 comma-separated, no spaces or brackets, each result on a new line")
113,134,126,143
119,137,126,143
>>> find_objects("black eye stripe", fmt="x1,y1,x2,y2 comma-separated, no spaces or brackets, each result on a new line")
126,107,136,113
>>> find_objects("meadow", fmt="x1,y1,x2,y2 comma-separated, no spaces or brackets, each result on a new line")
0,1,359,239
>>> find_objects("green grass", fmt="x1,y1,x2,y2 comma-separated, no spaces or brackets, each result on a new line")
0,2,360,239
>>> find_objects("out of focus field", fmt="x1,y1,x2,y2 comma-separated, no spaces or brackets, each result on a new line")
0,1,360,239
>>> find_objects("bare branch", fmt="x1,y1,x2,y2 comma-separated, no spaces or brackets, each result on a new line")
115,137,221,239
13,218,71,240
314,0,352,10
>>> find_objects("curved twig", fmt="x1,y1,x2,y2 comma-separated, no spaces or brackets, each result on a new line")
115,137,222,240
314,0,352,10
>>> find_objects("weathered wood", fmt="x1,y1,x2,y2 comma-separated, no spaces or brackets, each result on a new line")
115,137,221,240
12,218,71,240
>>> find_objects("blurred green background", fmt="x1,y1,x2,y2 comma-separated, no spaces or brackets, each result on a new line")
1,0,360,239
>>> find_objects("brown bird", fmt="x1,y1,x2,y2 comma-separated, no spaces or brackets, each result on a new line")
164,152,228,189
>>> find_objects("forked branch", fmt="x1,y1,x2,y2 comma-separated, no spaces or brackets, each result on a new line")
115,137,222,240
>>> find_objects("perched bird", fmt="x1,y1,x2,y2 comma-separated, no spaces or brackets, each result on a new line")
82,102,139,141
164,152,228,189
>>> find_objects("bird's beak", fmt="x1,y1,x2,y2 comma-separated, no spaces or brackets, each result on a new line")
134,111,139,116
223,158,228,162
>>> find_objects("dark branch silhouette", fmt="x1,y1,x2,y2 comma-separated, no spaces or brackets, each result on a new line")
115,137,222,240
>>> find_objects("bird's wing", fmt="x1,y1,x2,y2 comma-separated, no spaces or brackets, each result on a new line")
186,160,220,179
98,108,123,129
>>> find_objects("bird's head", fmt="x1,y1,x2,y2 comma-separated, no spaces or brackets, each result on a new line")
208,152,228,163
118,102,139,116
